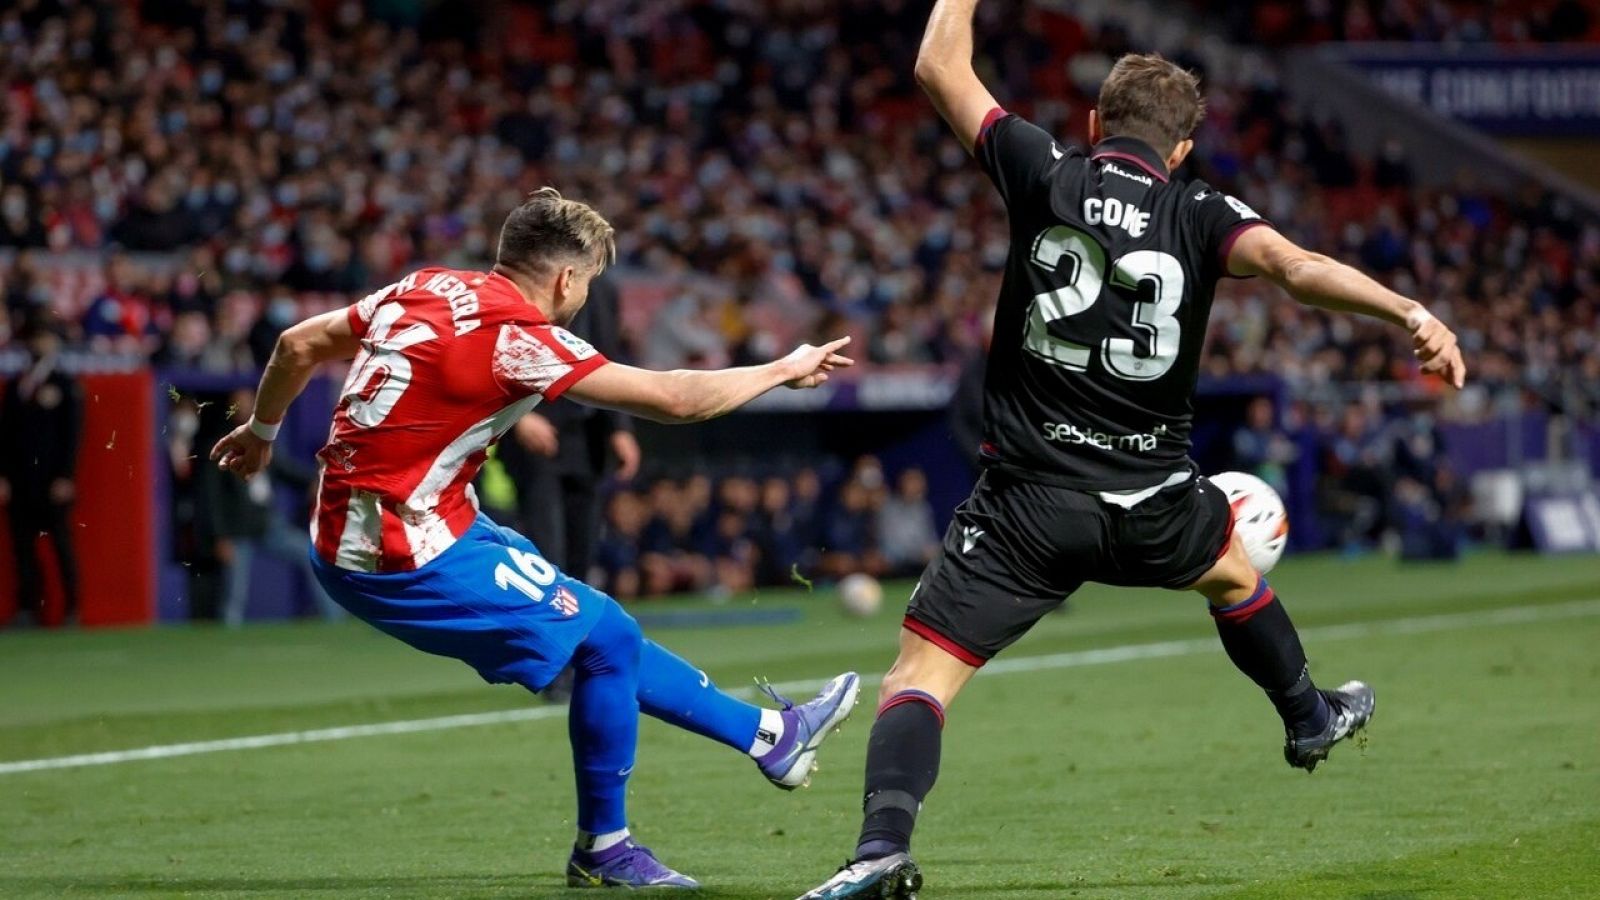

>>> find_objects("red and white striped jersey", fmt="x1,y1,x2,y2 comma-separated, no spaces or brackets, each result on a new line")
311,267,607,572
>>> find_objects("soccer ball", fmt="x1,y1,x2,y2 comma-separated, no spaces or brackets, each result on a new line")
1208,471,1289,574
838,573,883,618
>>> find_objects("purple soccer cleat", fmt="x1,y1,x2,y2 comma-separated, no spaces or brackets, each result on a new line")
566,838,700,889
756,672,862,790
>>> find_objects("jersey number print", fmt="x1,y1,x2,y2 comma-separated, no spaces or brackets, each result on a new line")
1023,224,1185,381
344,302,440,427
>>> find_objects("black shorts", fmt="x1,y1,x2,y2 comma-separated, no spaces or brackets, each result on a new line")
904,469,1232,665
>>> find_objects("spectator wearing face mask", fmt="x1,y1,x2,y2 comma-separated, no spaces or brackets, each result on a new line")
1231,396,1296,497
820,457,888,580
249,294,305,369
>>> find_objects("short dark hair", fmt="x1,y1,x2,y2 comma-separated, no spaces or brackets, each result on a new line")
1096,53,1205,156
495,187,616,278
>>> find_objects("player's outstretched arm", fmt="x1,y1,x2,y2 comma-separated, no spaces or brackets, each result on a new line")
915,0,1000,154
1227,225,1466,388
210,308,363,478
565,338,854,425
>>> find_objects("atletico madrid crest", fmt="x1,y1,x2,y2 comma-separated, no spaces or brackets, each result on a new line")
551,586,580,617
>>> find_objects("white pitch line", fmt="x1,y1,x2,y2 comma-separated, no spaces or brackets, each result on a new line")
3,598,1597,777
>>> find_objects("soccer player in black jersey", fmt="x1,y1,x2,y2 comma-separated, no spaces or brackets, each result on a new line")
795,2,1467,898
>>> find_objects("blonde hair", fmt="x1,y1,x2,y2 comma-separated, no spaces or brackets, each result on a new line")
496,187,617,277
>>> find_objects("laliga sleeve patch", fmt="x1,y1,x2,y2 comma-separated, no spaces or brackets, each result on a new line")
1224,195,1261,220
548,326,598,360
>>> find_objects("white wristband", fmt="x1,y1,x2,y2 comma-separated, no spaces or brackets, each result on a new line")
247,416,281,442
1404,307,1434,334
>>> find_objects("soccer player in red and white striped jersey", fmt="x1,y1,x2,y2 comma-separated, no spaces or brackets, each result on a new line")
211,188,864,888
307,263,612,573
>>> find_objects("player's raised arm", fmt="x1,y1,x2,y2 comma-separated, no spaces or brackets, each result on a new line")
210,307,362,477
1227,224,1466,388
564,338,854,425
914,0,1000,153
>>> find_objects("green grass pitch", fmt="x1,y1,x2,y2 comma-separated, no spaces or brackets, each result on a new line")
3,552,1598,898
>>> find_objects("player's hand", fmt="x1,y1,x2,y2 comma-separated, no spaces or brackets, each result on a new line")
610,431,642,480
780,337,854,389
514,412,560,457
1407,308,1466,389
49,478,75,504
210,425,274,479
0,478,9,506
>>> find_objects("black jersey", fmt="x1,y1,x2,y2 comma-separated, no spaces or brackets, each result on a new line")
973,111,1271,490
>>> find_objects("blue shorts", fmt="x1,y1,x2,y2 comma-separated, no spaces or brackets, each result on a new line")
311,514,608,692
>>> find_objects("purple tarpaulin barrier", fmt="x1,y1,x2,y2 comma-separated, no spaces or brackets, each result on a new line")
1437,413,1556,478
1524,491,1600,554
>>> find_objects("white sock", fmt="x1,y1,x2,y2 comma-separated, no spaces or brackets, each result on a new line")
747,708,787,758
577,828,630,853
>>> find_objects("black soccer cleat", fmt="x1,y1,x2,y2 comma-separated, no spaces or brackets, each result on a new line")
1284,680,1375,772
794,853,923,900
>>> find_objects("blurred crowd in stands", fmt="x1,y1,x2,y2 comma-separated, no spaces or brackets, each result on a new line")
1,0,1594,602
2,0,1596,418
569,457,940,599
1229,394,1471,560
1198,0,1600,45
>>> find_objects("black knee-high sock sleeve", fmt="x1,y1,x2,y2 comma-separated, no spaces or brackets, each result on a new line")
1211,579,1324,727
855,693,943,859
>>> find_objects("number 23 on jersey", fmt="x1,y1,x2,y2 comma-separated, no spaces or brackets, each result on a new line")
1023,224,1185,382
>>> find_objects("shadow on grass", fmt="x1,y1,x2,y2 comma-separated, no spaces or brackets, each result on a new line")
933,857,1245,893
971,879,1247,893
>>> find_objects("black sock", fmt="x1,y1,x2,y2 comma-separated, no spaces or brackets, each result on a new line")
1211,578,1329,733
855,691,944,860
